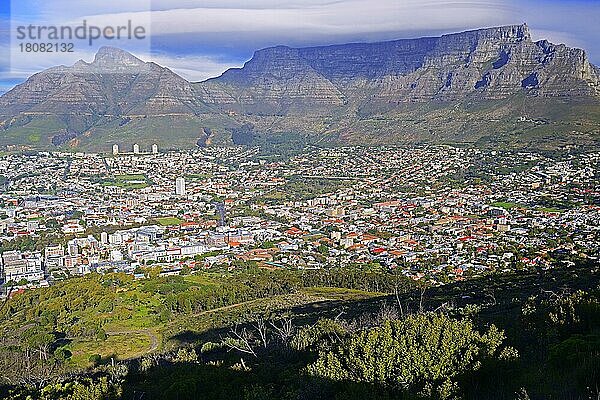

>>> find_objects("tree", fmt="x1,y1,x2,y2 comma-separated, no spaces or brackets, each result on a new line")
54,347,72,362
222,325,258,358
23,326,55,362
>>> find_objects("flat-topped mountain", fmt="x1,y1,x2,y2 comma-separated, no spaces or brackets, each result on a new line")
198,24,599,111
1,24,599,150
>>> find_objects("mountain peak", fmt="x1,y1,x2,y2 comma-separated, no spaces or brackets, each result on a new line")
93,46,146,68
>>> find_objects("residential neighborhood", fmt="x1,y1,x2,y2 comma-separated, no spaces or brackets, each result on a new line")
1,145,598,295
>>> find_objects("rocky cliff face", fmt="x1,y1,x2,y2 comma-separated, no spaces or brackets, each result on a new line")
198,24,600,113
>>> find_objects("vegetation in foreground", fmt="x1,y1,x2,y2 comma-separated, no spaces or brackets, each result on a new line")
0,263,598,399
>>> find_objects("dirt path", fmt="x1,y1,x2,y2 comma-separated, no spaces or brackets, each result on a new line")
193,298,262,316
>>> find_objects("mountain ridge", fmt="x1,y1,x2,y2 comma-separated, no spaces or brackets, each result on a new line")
199,23,599,109
1,24,599,151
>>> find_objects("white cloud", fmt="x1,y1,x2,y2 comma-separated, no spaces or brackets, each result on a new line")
17,0,517,44
529,29,584,49
147,54,238,81
77,0,516,37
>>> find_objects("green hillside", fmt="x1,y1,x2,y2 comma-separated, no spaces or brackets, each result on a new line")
1,262,598,399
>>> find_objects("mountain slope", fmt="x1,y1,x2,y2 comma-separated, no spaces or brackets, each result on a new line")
0,47,228,149
0,47,212,118
195,24,600,149
0,24,599,151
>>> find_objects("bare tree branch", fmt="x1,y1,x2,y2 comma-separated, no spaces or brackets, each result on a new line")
222,325,257,358
270,317,294,344
252,317,269,349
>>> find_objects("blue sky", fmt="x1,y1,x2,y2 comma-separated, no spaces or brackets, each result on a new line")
1,0,600,93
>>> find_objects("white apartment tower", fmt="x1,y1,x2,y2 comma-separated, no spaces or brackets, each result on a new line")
175,177,186,196
152,144,159,154
133,143,140,154
112,144,119,155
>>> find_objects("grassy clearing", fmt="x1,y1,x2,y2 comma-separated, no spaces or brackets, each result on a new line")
536,207,564,213
115,174,146,181
161,288,386,349
183,274,220,287
68,332,153,368
490,201,525,210
162,293,318,348
155,217,184,226
102,174,150,189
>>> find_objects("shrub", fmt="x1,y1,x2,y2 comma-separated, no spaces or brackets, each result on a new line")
307,313,505,399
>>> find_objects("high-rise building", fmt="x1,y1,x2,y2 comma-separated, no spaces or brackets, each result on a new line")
175,177,186,196
152,144,159,154
112,144,119,155
133,143,140,154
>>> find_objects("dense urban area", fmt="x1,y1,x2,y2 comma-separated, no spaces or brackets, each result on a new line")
0,145,598,287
